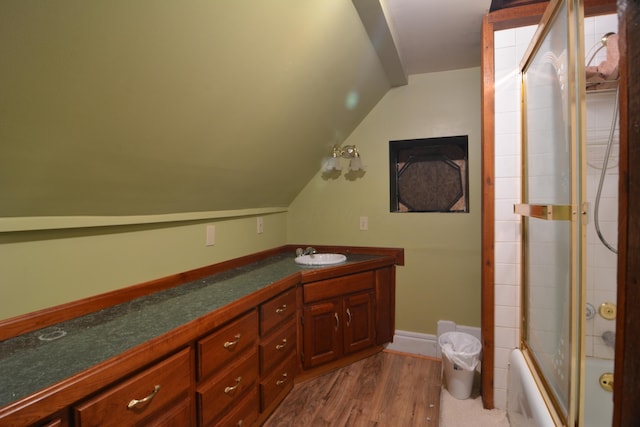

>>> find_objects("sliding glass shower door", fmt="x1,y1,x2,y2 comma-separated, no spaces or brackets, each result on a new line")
516,0,586,424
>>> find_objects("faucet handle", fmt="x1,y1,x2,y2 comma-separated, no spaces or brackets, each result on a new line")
295,248,303,257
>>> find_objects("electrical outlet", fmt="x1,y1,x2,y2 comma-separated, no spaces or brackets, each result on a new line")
257,217,264,234
359,216,368,231
205,225,215,246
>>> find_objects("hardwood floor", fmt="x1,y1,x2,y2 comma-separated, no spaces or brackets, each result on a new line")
263,350,442,427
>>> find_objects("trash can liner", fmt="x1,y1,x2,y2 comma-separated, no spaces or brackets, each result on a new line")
438,332,482,371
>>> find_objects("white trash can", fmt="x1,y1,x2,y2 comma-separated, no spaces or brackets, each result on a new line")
438,332,482,399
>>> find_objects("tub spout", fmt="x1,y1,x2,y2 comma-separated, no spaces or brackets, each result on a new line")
602,330,615,348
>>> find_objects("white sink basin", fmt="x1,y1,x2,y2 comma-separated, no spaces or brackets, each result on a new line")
294,253,347,266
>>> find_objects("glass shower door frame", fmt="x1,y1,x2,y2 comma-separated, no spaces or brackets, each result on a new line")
516,0,587,425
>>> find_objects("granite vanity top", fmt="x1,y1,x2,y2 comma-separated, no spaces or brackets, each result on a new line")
0,252,380,408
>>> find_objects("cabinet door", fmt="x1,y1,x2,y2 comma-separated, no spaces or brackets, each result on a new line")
197,350,259,427
74,348,192,427
260,354,297,412
343,291,375,355
375,266,395,345
260,321,296,374
39,415,68,427
260,288,296,336
197,310,258,381
302,299,341,369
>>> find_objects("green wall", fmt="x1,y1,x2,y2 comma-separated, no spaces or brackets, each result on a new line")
0,0,388,217
286,69,482,334
1,69,482,336
0,212,287,320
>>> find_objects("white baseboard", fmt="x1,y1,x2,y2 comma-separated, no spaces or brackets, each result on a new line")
386,321,481,360
385,330,439,358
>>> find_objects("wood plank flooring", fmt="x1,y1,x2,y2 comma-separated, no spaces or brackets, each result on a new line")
263,350,442,427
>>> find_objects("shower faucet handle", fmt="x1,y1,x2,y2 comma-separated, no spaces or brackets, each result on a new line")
599,302,617,320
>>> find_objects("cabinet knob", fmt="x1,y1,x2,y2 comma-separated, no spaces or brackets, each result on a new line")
275,338,288,351
127,385,161,409
224,376,243,394
276,372,288,386
223,334,241,349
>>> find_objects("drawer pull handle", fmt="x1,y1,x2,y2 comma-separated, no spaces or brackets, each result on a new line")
334,312,339,330
224,376,242,394
346,308,352,326
275,304,287,314
276,338,288,350
237,420,243,426
276,373,288,386
223,334,241,349
127,385,160,409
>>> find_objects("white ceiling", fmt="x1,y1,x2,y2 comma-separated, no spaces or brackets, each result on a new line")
381,0,492,76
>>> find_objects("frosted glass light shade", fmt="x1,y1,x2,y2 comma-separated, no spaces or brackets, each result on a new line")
322,156,342,172
349,156,363,171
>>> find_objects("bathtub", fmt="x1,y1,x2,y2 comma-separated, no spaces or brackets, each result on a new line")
583,357,614,427
507,349,614,426
508,349,555,426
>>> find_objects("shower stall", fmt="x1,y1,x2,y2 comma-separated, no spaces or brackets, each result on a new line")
509,0,618,425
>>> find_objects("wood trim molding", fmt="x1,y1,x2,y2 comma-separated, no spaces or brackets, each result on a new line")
614,1,640,424
480,2,547,410
480,13,496,410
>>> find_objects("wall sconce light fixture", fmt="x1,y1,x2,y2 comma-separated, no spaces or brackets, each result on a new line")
321,145,363,173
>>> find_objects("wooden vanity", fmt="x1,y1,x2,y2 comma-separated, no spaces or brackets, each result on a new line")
0,245,402,426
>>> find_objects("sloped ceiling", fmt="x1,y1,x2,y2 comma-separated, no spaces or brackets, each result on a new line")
0,0,492,218
0,1,390,217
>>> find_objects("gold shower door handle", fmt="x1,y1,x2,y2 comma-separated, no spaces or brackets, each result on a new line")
514,203,573,221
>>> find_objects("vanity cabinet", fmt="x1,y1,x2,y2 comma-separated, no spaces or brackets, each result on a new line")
301,271,376,369
196,310,260,427
0,247,400,427
74,347,193,427
257,288,297,420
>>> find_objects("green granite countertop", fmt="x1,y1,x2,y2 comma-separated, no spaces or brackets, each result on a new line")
0,252,381,408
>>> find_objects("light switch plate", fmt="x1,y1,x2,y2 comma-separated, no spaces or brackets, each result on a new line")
206,225,215,246
359,216,368,231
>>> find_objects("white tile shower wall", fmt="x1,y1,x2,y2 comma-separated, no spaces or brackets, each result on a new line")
492,15,618,410
493,24,532,410
584,14,619,360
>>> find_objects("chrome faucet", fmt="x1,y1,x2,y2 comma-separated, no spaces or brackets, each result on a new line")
296,247,316,256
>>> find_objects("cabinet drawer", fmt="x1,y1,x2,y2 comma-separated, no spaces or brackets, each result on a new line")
74,347,192,427
260,288,296,336
260,321,296,375
260,354,296,411
150,398,192,426
303,271,374,303
198,310,258,381
197,349,259,426
214,387,259,427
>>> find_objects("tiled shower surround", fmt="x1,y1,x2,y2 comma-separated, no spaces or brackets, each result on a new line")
492,14,618,409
